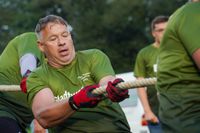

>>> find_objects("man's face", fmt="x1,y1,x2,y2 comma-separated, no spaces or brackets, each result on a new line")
38,22,75,68
191,0,200,2
152,22,168,44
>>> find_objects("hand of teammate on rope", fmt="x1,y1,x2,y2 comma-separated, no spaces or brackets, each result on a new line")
106,78,129,102
69,84,103,110
20,70,31,93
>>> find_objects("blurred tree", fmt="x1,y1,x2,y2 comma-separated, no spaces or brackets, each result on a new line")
0,0,29,51
0,0,187,73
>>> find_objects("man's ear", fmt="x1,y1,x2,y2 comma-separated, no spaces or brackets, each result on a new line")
37,40,44,52
152,31,156,38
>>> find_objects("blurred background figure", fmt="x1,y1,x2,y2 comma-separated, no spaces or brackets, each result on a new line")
134,15,168,133
0,32,46,133
157,1,200,133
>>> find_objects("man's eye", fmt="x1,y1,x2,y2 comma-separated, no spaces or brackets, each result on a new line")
63,33,69,37
49,37,57,41
155,29,164,32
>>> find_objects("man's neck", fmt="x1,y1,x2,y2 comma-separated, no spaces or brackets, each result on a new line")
153,42,160,48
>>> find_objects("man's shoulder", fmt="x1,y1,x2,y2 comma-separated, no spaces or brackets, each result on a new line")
185,2,200,9
139,44,154,53
20,32,36,38
15,32,36,40
78,49,103,53
77,49,105,57
32,62,47,75
171,2,200,19
9,32,37,47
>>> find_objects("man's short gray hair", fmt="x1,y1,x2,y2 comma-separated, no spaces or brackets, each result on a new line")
35,15,72,38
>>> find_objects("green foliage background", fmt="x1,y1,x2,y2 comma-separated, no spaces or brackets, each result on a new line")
0,0,187,73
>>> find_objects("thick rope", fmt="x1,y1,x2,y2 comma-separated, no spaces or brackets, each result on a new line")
0,77,157,93
0,85,21,91
92,77,157,94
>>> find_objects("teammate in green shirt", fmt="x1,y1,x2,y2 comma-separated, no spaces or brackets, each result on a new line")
134,16,168,133
0,32,46,132
157,1,200,133
25,15,130,133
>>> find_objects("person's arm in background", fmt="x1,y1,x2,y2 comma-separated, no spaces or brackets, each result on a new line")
134,50,159,123
192,49,200,69
136,77,159,123
30,119,47,133
20,53,47,133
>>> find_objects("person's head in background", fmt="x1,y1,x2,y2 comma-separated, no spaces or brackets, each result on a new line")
35,15,75,68
151,16,169,47
188,0,200,2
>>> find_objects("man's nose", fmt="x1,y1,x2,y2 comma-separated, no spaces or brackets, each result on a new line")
58,38,65,46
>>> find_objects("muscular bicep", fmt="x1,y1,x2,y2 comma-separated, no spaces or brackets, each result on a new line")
192,48,200,70
32,88,55,117
31,88,75,128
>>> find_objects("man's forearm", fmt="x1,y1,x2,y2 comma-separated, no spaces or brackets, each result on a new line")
137,87,152,113
34,99,75,128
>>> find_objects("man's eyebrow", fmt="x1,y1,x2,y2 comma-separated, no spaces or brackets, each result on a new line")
49,23,57,30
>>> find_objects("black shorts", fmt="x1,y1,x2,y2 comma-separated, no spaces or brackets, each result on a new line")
0,117,23,133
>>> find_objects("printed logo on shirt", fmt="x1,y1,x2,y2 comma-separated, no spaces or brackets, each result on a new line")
54,72,91,102
78,72,91,81
153,64,157,73
54,88,82,102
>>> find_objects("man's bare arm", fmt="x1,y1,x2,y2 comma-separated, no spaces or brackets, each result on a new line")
32,88,75,128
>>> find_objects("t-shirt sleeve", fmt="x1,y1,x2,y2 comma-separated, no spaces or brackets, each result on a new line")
17,33,39,58
177,6,200,55
26,70,47,106
90,49,115,83
134,50,146,77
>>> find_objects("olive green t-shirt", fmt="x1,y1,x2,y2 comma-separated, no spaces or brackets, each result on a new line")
0,32,43,129
27,49,130,133
134,44,159,116
157,3,200,93
157,2,200,132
